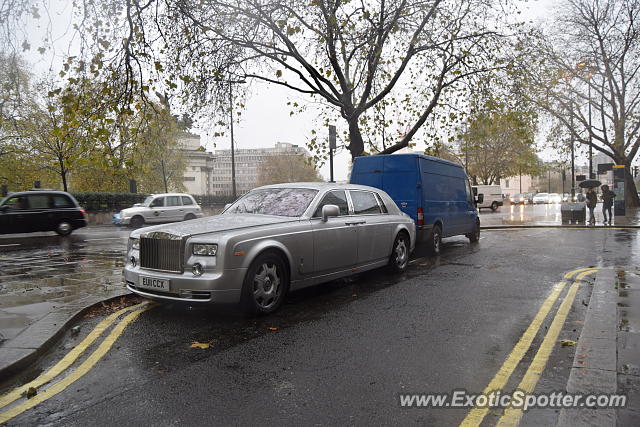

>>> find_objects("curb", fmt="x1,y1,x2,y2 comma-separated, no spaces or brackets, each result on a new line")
481,225,640,230
0,291,132,382
556,268,617,427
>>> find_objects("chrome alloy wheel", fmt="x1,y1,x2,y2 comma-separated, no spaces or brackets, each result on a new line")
252,262,282,310
394,238,408,270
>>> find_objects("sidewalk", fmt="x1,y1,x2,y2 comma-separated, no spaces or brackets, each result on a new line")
557,267,640,426
480,204,640,228
0,249,129,379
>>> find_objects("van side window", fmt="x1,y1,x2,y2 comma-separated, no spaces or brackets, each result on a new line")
465,180,474,204
351,191,381,214
182,196,194,205
166,196,181,206
313,190,349,217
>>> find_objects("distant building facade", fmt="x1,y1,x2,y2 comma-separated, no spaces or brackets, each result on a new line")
180,135,310,196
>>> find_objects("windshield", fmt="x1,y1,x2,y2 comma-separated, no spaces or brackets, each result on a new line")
141,196,154,207
225,188,318,217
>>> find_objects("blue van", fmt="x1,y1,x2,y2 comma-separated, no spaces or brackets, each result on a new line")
350,154,483,254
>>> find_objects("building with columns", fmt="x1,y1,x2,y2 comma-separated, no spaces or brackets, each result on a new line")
179,135,311,196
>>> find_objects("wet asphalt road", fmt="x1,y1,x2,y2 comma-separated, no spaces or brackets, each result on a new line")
1,226,639,426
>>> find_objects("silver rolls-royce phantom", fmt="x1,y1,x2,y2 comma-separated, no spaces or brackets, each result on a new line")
124,182,415,314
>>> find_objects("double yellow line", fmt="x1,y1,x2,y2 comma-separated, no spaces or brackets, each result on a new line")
0,302,154,424
460,267,599,427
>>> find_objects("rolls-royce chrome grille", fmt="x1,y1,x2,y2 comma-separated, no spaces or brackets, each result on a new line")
140,237,184,273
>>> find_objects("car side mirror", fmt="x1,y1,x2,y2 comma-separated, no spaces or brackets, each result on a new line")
321,204,340,222
476,194,484,205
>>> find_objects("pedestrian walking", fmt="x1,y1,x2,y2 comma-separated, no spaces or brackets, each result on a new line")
601,184,615,225
586,188,597,225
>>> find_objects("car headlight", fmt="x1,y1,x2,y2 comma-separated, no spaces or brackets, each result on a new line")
192,243,217,256
129,237,140,250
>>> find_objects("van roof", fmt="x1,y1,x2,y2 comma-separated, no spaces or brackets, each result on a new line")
354,153,463,168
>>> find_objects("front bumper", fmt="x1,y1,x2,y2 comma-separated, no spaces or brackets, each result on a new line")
112,213,130,225
124,263,244,304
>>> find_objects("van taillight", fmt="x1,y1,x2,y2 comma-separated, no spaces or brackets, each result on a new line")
417,208,424,226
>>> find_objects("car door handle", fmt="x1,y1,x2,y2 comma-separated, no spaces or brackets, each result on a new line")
345,221,366,225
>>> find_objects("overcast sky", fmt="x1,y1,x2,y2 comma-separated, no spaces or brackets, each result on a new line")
23,0,579,182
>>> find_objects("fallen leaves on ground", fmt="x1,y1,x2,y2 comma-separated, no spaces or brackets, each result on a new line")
83,295,145,319
21,387,37,398
190,341,211,349
560,339,577,347
268,327,279,331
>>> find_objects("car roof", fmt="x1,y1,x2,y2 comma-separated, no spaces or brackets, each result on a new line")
5,190,73,197
149,193,194,197
254,182,382,192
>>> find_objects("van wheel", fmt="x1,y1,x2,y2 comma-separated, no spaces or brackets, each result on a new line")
490,201,499,211
55,221,73,236
427,225,442,256
467,221,480,243
388,232,410,273
241,251,289,316
130,216,144,228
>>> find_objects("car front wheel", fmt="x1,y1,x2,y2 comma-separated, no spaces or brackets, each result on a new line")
241,252,289,315
130,216,144,228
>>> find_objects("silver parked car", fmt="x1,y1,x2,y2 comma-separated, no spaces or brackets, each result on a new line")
124,183,416,314
114,193,203,228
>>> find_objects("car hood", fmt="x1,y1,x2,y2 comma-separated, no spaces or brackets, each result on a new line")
132,214,299,238
121,206,149,214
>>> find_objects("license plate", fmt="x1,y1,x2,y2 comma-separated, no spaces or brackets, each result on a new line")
139,276,170,291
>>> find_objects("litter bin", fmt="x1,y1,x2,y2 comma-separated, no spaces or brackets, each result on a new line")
561,202,586,224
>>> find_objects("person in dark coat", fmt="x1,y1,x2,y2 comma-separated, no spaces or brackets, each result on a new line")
601,184,615,225
586,188,597,225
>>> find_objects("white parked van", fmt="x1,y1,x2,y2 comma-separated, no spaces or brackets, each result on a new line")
472,185,504,211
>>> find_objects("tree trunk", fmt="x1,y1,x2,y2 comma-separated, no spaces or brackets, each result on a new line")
58,157,68,192
623,163,640,208
347,118,365,159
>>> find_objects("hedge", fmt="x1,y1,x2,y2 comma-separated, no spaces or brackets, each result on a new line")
70,192,236,212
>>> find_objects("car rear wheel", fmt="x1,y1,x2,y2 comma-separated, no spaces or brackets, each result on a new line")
241,252,289,316
427,224,442,256
388,232,410,273
130,216,144,228
55,220,73,236
467,220,480,243
490,201,499,211
184,213,196,221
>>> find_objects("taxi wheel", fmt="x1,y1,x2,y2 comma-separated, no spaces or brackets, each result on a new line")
55,221,73,236
130,216,144,228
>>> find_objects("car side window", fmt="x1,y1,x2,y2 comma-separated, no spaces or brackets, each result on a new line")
27,194,50,209
351,191,381,214
181,196,194,205
150,197,165,208
2,196,27,210
375,193,388,213
166,196,181,206
52,195,74,208
313,190,349,217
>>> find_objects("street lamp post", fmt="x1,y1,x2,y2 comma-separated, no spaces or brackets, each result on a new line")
224,79,246,199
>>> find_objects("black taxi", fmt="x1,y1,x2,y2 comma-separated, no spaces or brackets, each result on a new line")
0,190,88,235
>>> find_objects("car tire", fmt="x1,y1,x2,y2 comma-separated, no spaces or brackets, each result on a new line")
466,220,480,243
490,201,499,211
184,213,196,221
427,224,442,256
388,232,410,273
55,220,73,236
130,216,144,228
241,251,289,316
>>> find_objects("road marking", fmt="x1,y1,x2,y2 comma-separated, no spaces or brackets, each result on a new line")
0,244,20,247
0,303,153,423
495,269,597,427
0,303,145,410
459,267,598,427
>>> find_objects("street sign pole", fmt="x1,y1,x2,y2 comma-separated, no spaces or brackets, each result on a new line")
329,125,336,183
613,165,626,216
